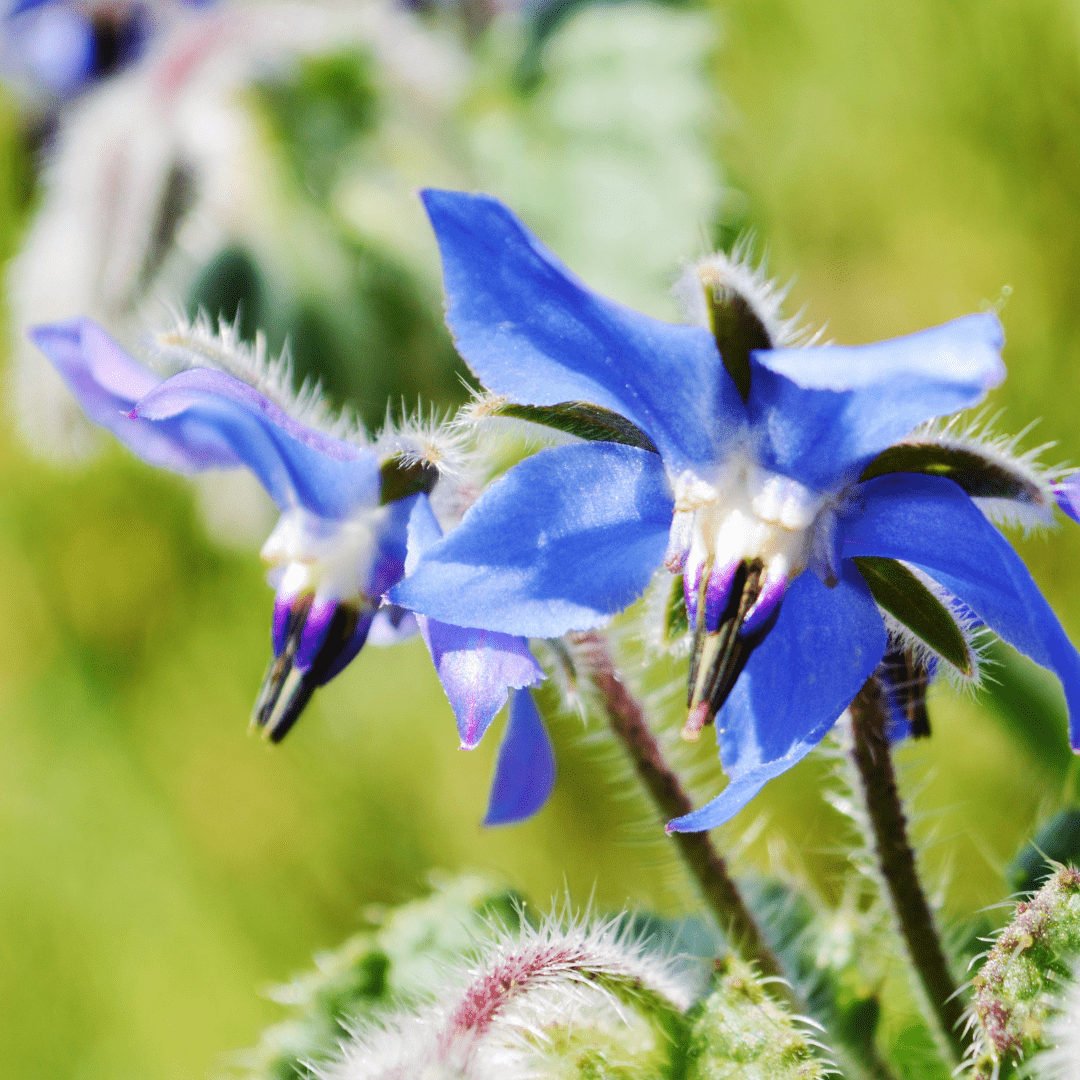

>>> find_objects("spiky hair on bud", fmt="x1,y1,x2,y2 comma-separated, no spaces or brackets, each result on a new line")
963,866,1080,1080
673,238,824,351
317,905,702,1080
1033,959,1080,1080
898,411,1060,534
153,310,364,444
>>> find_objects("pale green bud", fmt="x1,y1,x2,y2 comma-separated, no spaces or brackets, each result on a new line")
685,956,831,1080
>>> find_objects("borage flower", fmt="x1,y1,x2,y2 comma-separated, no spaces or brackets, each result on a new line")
392,189,1080,833
30,315,552,823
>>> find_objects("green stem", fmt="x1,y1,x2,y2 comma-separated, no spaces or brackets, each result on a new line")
848,679,967,1063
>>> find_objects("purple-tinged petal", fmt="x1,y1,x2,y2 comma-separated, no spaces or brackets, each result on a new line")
1054,479,1080,525
841,472,1080,749
484,689,555,826
747,313,1005,491
420,189,744,472
668,563,886,832
391,442,673,638
403,495,544,747
420,617,544,749
30,318,241,472
132,367,380,519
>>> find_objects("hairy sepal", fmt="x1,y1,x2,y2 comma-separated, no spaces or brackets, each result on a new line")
853,556,973,676
861,416,1057,532
463,394,659,453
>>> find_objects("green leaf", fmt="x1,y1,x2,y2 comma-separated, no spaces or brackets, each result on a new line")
852,556,971,674
859,442,1044,503
487,400,659,453
664,575,689,642
379,457,439,505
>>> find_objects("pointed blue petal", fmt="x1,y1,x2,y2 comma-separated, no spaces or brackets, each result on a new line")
29,319,242,472
421,617,544,749
842,472,1080,748
421,189,744,471
667,564,887,832
484,689,556,826
748,313,1005,490
391,442,673,638
132,367,380,519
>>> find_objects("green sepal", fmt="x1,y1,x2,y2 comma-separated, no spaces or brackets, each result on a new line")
485,400,659,453
852,556,972,674
664,575,689,642
859,442,1044,503
705,285,771,402
379,456,439,505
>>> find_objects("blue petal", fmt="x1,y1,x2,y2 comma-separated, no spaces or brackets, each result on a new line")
667,563,887,832
421,617,544,748
747,313,1005,490
30,319,242,473
841,472,1080,749
391,442,673,638
421,189,744,471
132,367,380,519
484,689,556,826
403,496,544,746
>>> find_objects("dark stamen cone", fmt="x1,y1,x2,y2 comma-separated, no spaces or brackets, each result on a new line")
684,559,781,738
253,603,363,743
252,594,313,731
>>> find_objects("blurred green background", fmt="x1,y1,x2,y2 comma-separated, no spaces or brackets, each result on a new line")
4,0,1080,1075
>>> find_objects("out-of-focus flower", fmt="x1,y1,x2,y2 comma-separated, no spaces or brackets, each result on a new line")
6,0,468,464
30,316,550,821
1,0,210,102
393,188,1080,833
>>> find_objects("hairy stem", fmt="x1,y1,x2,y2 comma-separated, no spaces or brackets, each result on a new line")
848,679,967,1063
576,634,787,984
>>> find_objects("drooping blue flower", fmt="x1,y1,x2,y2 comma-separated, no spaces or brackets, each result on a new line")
30,316,551,823
392,188,1080,833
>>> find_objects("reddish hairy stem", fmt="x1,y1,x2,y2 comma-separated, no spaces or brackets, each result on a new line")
576,633,787,986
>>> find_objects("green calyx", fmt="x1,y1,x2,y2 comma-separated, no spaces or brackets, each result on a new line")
853,556,972,675
704,282,771,403
379,455,440,504
859,442,1045,504
665,575,690,643
482,400,660,453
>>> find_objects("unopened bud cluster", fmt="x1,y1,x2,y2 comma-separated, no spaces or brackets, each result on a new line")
967,866,1080,1077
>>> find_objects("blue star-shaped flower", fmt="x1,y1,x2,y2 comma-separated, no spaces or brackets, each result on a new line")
392,189,1080,833
31,316,552,825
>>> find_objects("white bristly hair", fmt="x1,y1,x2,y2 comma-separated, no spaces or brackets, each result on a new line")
317,904,702,1080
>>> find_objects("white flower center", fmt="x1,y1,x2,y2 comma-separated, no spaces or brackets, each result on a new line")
261,505,390,608
666,458,836,626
